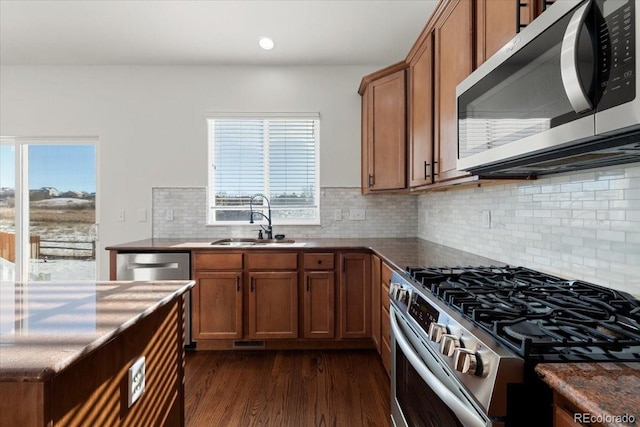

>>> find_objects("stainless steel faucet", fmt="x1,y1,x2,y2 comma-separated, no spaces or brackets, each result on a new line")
249,193,273,239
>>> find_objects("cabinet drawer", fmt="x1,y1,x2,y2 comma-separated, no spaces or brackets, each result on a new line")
381,262,393,288
381,333,391,377
304,253,335,270
247,252,297,270
381,306,390,343
193,252,243,270
381,284,390,312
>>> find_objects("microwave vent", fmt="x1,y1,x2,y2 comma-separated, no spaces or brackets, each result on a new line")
471,132,640,178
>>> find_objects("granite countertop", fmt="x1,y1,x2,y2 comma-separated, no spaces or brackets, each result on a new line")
536,362,640,426
0,280,194,381
106,237,503,273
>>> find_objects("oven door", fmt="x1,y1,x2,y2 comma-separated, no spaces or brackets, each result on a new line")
390,306,490,427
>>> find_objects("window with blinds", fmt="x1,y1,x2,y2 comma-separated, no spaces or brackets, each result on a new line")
207,115,320,225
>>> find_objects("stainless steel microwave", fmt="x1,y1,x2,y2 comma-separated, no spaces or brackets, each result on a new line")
457,0,640,177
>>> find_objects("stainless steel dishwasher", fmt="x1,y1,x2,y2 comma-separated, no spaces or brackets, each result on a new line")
116,252,192,346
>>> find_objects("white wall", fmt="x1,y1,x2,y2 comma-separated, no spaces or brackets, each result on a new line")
0,65,378,279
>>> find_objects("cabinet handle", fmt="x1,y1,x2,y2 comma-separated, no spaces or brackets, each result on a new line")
250,277,254,292
424,161,431,179
433,160,439,177
236,276,240,292
368,174,374,188
306,276,310,292
317,259,322,265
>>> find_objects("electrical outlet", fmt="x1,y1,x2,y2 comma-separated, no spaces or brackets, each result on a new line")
334,209,342,221
481,210,491,229
349,209,366,221
128,356,146,408
166,209,174,221
137,209,147,222
117,210,125,222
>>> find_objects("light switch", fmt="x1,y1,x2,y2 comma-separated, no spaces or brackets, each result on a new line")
117,210,125,222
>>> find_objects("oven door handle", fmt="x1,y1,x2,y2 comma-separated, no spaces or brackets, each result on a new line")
391,309,488,427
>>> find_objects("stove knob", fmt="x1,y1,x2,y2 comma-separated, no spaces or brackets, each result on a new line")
453,348,480,376
427,323,447,343
440,334,460,357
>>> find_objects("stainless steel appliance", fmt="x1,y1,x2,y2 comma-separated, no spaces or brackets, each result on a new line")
457,0,640,177
116,252,192,346
389,266,640,427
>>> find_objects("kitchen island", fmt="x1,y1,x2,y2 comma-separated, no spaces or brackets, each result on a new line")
0,280,194,427
536,362,640,427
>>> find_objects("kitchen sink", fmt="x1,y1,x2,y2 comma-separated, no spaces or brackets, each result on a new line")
170,239,306,248
209,238,306,247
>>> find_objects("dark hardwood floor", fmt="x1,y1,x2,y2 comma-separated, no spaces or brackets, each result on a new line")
184,349,391,427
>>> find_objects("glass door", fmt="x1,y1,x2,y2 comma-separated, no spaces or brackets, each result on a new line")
0,139,98,282
0,143,16,282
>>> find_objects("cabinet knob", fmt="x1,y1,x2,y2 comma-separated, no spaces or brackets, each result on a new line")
318,260,322,264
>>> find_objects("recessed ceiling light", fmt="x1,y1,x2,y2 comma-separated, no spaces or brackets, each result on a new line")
259,37,275,51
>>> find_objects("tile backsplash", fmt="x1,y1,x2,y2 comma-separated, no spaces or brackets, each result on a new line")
418,164,640,296
152,187,417,240
152,164,639,296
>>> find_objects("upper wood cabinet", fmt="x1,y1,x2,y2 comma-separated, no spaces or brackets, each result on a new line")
408,32,434,188
433,0,473,183
476,0,540,67
359,0,553,193
360,65,407,193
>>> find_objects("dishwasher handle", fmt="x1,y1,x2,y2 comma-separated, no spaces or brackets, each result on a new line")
127,262,179,269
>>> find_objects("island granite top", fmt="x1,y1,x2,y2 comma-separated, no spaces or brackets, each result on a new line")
536,362,640,427
0,280,194,381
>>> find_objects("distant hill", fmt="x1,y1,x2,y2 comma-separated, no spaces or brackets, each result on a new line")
0,187,95,202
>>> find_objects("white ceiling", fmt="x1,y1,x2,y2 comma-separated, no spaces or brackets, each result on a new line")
0,0,438,66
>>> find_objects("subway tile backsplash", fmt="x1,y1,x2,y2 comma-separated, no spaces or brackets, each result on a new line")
152,187,418,240
417,164,640,296
152,164,640,296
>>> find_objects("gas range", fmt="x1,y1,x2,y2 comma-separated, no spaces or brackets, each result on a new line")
388,265,640,426
404,266,640,363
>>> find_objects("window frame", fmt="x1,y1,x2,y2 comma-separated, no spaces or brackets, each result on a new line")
206,113,321,226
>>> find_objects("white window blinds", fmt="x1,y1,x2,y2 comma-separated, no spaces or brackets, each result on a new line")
207,115,320,225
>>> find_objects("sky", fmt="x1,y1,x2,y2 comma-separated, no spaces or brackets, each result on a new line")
0,145,96,193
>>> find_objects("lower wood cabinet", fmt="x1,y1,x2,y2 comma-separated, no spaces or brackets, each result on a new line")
380,262,392,376
303,271,335,338
192,252,244,341
193,271,243,340
339,252,372,339
371,254,382,351
191,249,374,349
248,271,298,339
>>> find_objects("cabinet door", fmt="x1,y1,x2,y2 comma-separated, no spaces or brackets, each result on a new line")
248,272,298,339
193,271,242,340
371,255,381,352
339,252,372,339
476,0,539,67
303,271,335,339
409,33,434,188
365,70,407,191
434,0,473,183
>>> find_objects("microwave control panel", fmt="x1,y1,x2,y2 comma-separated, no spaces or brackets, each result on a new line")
598,0,635,110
